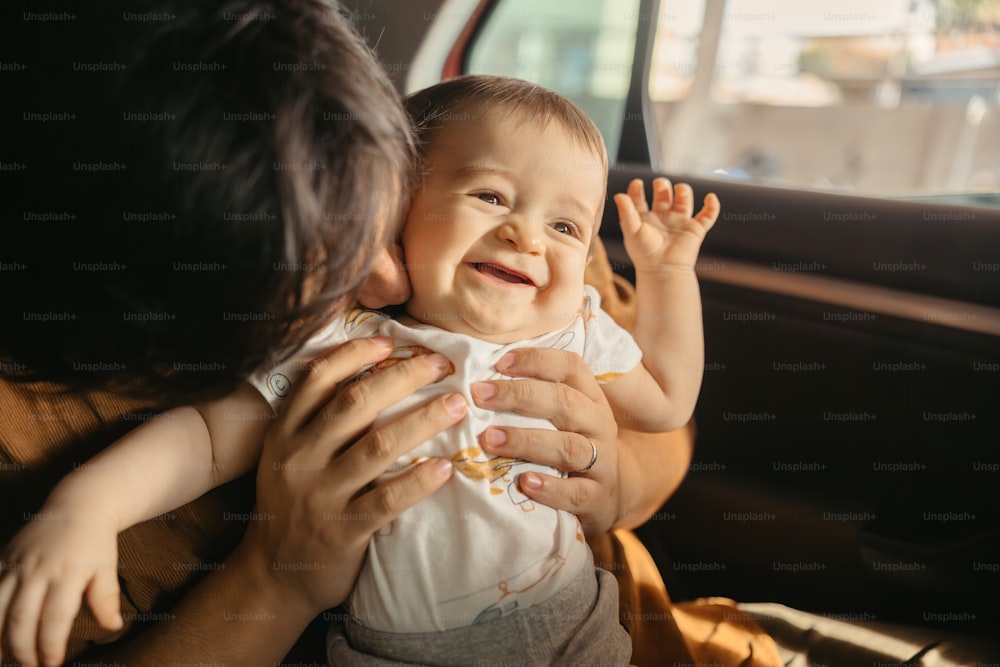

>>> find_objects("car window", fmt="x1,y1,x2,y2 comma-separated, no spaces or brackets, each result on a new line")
465,0,641,161
465,0,999,207
649,0,999,202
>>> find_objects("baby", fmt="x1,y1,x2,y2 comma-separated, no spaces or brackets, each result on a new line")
0,75,719,665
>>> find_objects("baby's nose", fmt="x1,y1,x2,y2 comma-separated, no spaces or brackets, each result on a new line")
497,220,545,256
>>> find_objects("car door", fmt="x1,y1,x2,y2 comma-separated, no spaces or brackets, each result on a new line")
350,0,1000,641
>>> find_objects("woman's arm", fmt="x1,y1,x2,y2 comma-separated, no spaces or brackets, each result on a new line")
613,423,693,530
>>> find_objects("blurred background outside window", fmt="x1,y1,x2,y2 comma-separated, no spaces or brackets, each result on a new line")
467,0,640,162
467,0,999,203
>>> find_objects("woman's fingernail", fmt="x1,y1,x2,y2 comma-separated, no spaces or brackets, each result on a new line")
372,336,394,350
445,393,467,416
496,353,516,372
520,473,542,490
471,382,497,401
426,353,453,375
482,428,506,448
433,458,453,478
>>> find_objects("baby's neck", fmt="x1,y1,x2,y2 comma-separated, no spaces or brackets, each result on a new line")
398,302,577,346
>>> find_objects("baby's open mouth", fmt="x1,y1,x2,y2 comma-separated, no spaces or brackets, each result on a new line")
470,262,534,286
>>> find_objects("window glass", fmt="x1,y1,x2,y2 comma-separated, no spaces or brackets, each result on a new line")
648,0,1000,198
649,0,706,101
466,0,640,160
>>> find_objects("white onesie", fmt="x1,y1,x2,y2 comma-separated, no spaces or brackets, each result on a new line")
248,285,641,633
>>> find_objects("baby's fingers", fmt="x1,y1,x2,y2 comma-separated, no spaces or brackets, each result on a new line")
650,177,679,215
0,572,16,662
613,192,641,238
38,579,91,667
696,192,721,230
4,579,46,667
84,567,123,632
663,181,694,218
625,178,649,213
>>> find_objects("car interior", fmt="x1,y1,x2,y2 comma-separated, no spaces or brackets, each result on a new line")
348,0,1000,663
4,0,995,664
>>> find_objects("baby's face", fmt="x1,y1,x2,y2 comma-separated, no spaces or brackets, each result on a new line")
402,110,605,343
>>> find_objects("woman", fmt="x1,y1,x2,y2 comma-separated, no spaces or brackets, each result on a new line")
1,1,774,665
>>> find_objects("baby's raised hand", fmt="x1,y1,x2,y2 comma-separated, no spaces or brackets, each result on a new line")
614,177,719,270
0,513,123,667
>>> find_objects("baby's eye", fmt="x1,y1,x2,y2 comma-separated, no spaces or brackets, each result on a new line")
476,192,502,206
550,221,579,237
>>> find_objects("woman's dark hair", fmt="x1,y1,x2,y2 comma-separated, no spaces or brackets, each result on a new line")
1,0,415,406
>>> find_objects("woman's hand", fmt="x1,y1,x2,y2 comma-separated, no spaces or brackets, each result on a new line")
472,348,620,536
238,336,466,614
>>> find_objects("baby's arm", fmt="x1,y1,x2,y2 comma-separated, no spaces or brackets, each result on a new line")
0,383,271,667
47,383,269,528
602,178,719,433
